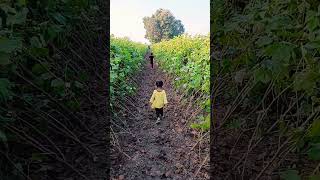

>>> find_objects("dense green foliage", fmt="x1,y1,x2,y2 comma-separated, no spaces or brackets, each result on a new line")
152,35,210,130
0,0,106,179
143,9,185,43
110,36,147,103
212,0,320,178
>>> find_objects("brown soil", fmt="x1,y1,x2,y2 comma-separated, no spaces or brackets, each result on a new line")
110,59,209,180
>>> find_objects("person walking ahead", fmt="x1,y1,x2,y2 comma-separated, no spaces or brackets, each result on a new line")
149,52,154,68
149,80,168,124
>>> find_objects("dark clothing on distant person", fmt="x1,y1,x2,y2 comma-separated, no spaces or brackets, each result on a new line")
149,54,154,68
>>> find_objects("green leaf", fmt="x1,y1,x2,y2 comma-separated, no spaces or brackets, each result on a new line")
205,98,210,107
78,72,89,82
305,41,320,49
51,79,64,88
29,48,49,57
40,73,53,80
46,25,63,42
0,78,12,103
267,16,292,31
0,4,16,14
7,7,28,25
264,42,295,62
0,129,7,142
0,115,13,122
308,119,320,137
222,59,231,71
17,0,26,6
298,2,310,14
51,79,65,96
190,114,210,131
307,143,320,160
0,52,11,65
32,63,49,75
66,100,80,111
306,10,317,22
190,123,200,129
0,37,22,53
52,13,67,25
254,68,271,83
293,70,319,93
263,59,289,80
228,119,242,129
31,153,44,162
74,81,84,89
307,16,319,32
255,36,273,47
280,170,301,180
39,164,53,171
30,36,43,48
234,69,246,83
309,175,320,180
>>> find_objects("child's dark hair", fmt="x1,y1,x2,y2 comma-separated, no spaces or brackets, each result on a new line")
156,80,163,88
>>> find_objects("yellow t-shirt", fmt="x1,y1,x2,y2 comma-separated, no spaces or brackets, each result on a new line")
149,89,168,109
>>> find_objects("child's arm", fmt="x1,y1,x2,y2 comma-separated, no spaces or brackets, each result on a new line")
163,91,168,108
149,91,155,105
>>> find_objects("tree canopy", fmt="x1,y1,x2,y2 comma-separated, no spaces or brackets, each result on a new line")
143,9,185,43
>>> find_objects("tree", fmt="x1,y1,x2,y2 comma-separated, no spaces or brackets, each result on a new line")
143,9,185,43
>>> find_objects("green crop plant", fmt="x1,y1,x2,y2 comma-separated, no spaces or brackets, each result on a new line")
152,34,210,131
0,0,108,178
110,36,147,105
211,0,320,178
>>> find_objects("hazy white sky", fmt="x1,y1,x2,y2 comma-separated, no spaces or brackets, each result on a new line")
110,0,210,44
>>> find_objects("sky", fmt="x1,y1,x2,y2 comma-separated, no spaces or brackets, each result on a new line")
110,0,210,44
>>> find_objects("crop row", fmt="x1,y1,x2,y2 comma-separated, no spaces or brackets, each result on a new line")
110,36,147,104
152,35,210,130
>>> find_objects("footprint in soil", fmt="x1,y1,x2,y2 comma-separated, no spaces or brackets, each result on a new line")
154,135,169,145
158,128,164,134
158,150,167,160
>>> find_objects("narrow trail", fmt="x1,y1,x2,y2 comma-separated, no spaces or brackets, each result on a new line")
111,58,209,180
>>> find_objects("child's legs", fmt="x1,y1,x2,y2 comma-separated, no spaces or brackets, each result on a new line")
155,108,163,117
155,108,161,118
159,108,163,117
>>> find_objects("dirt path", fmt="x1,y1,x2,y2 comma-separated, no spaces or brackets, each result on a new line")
111,58,209,180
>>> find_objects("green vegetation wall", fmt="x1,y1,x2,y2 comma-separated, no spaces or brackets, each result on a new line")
152,35,210,130
211,0,320,178
110,37,146,104
0,0,108,179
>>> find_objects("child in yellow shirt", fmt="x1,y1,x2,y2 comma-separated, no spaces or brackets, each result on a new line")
149,80,168,124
